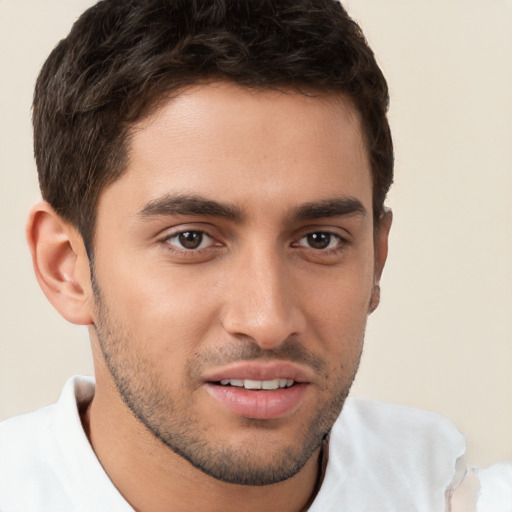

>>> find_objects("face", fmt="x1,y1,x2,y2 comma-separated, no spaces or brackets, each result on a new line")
89,82,385,485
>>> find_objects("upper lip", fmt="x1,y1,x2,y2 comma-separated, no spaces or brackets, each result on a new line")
203,361,314,383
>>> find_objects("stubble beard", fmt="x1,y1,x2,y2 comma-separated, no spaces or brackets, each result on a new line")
92,279,363,486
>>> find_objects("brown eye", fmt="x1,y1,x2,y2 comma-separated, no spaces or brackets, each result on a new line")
167,230,211,250
298,232,341,250
179,231,203,249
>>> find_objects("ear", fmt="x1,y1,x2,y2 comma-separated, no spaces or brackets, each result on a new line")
26,201,93,325
369,208,392,314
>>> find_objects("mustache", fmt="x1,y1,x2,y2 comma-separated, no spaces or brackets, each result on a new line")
186,338,328,379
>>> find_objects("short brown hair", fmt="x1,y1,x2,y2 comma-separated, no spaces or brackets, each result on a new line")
33,0,393,251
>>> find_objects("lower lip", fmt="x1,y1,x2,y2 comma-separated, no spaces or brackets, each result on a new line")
205,383,308,420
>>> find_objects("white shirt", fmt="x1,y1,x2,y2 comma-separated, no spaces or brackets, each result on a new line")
0,375,498,512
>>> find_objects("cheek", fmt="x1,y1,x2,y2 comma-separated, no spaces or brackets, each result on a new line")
308,284,369,344
97,259,221,364
301,255,375,349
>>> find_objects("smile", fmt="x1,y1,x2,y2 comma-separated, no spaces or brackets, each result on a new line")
218,379,295,390
203,361,312,419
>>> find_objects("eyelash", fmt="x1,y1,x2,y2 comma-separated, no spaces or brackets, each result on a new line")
293,232,346,253
163,230,218,254
162,229,348,256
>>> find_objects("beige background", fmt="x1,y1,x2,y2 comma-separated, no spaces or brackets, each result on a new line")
1,0,511,467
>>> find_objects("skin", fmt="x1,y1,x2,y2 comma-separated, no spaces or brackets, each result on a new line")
28,82,391,512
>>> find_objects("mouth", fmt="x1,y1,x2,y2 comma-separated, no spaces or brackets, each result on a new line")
215,378,295,390
203,362,311,420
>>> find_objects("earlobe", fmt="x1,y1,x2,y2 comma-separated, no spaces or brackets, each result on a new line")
369,284,381,314
26,201,93,325
369,208,392,314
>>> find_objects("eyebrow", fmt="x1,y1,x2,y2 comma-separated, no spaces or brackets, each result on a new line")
290,197,367,221
138,193,366,223
138,194,244,221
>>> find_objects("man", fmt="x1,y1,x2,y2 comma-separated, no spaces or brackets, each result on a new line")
0,0,473,510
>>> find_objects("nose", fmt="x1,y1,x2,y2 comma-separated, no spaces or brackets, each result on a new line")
221,246,306,350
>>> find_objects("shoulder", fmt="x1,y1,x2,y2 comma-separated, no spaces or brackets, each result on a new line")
0,376,105,511
310,398,466,512
337,397,465,452
0,376,93,469
0,375,94,449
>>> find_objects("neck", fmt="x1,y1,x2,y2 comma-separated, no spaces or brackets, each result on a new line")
82,380,322,512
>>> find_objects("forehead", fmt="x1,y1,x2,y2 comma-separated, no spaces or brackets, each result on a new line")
100,82,372,222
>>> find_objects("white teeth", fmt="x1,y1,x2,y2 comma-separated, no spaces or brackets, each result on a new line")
218,379,294,389
262,379,280,390
219,379,244,387
244,379,262,389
